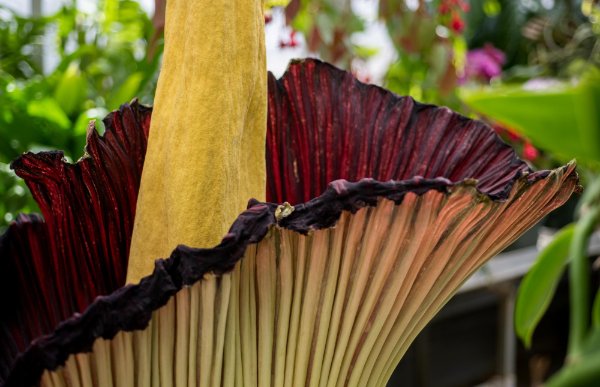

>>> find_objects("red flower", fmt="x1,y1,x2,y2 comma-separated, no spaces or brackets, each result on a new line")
458,0,470,12
279,30,299,49
523,142,539,161
451,12,465,33
439,2,451,14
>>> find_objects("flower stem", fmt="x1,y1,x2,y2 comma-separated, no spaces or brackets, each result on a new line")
568,177,600,359
547,351,600,386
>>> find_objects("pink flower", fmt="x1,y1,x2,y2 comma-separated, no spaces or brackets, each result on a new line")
523,142,540,161
461,44,506,83
279,30,299,49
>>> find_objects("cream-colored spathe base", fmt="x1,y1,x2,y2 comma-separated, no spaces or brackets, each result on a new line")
126,0,267,283
42,168,574,387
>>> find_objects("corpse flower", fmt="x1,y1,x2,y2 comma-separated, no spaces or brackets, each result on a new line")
0,60,579,386
0,2,578,387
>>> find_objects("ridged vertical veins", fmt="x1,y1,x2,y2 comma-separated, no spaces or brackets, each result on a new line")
266,60,529,204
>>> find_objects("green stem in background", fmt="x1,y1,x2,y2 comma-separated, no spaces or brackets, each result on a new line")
547,351,600,387
568,177,600,359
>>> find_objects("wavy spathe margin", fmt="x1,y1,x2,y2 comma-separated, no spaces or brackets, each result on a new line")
3,164,578,387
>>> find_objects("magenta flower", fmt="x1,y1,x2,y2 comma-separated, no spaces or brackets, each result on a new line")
461,44,506,83
0,60,577,386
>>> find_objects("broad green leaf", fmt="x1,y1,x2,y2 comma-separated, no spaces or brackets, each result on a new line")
54,62,88,116
515,224,575,347
460,70,600,166
26,98,71,129
102,0,119,31
583,327,600,354
347,13,365,33
107,72,143,110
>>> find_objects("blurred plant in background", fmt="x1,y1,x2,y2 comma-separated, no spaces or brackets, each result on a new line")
281,0,470,108
380,0,469,108
464,65,600,386
458,1,600,384
278,0,600,115
0,0,162,231
284,0,366,66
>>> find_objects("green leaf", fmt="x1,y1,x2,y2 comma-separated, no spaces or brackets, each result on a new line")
353,45,379,59
0,161,38,232
483,0,501,16
73,107,109,136
452,37,467,74
107,72,143,110
54,62,88,116
460,69,600,166
546,328,600,386
515,224,575,348
594,285,600,329
291,9,313,33
547,352,600,387
346,13,365,34
26,98,71,129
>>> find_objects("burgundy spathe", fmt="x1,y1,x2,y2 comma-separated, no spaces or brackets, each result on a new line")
0,59,578,386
